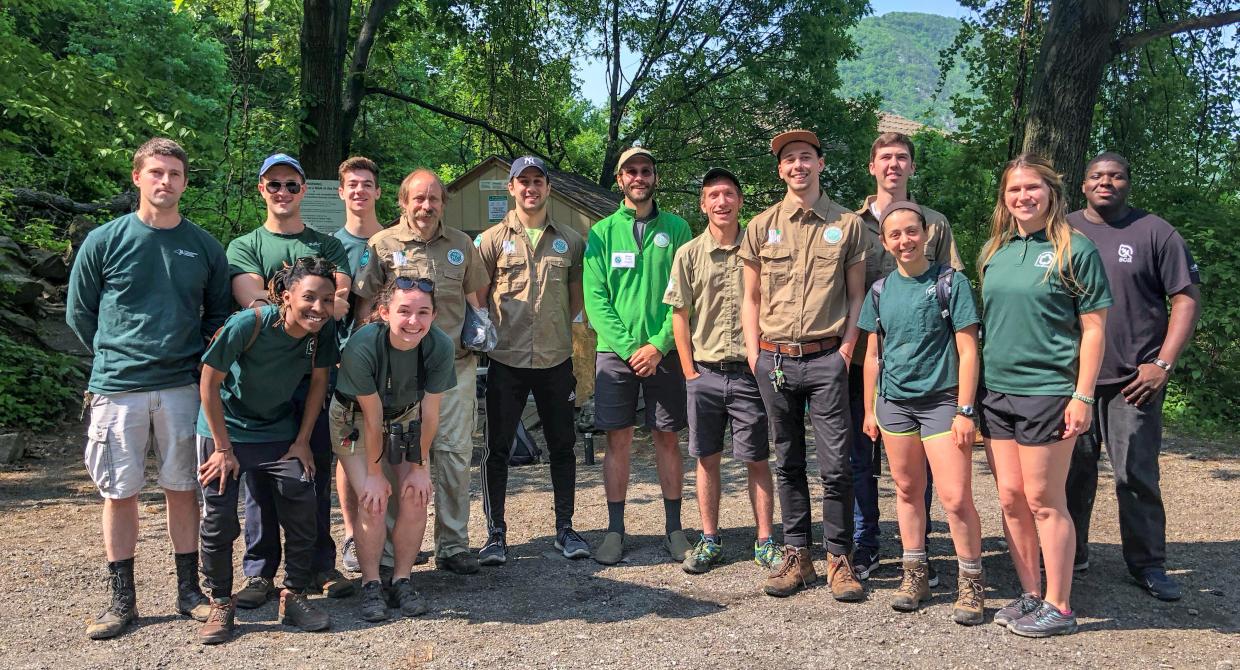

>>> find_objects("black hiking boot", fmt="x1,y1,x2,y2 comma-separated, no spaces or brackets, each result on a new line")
86,559,138,640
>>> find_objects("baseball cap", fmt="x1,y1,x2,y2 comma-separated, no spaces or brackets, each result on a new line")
701,167,742,192
770,129,821,158
259,153,306,179
508,156,549,181
879,200,925,230
614,147,656,175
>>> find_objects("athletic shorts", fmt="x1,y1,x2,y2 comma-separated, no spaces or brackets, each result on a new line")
686,363,768,462
978,388,1069,445
875,392,957,440
593,351,687,432
84,385,200,499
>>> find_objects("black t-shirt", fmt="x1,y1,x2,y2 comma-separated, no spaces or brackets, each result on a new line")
1069,208,1200,385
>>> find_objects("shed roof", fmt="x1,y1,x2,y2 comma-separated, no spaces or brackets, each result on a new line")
447,156,622,219
877,112,929,136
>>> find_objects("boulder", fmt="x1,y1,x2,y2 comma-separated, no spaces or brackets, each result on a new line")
0,272,42,307
0,235,23,259
0,433,23,464
29,248,69,282
0,308,37,334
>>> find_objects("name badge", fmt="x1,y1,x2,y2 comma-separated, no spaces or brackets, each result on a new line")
611,252,636,269
392,251,407,267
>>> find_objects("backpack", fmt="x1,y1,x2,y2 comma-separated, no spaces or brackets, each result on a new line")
870,265,956,390
508,421,542,467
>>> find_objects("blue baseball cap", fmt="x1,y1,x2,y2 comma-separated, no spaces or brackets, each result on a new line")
508,156,548,181
259,153,306,179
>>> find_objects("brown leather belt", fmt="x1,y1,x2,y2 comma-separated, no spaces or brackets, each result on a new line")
759,337,841,357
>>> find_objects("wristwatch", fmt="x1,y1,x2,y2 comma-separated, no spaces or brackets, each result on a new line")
956,405,976,418
1153,358,1173,372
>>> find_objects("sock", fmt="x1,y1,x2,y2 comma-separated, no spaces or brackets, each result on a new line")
703,534,720,545
663,497,682,533
1059,608,1073,616
606,501,626,534
958,556,982,573
903,548,928,563
757,536,771,545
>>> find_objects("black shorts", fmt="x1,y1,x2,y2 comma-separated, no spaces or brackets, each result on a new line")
686,363,768,462
593,351,688,432
979,388,1069,445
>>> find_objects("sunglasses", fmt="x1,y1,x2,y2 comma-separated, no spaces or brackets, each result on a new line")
264,180,303,194
394,276,435,292
291,256,338,274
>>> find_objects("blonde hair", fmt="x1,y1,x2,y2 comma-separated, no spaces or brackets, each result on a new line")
397,168,447,207
978,154,1082,293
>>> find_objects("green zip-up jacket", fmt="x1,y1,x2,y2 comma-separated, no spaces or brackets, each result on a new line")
584,202,692,358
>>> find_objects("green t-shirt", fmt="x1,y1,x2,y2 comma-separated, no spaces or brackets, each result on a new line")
226,225,352,285
332,227,374,346
981,230,1113,395
196,305,339,443
525,226,544,249
336,322,457,415
858,265,980,400
66,213,232,394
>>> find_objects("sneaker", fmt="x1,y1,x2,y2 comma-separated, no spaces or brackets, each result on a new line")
555,527,591,559
235,576,276,609
1136,568,1182,601
827,553,865,602
437,551,480,575
197,597,236,645
1074,559,1090,573
479,530,508,566
682,536,724,574
1008,601,1078,637
890,559,930,612
341,537,361,574
664,529,693,562
852,545,881,581
594,532,624,566
390,578,429,617
358,580,388,622
764,546,817,597
278,589,330,632
993,592,1042,627
311,568,356,598
927,560,940,588
753,538,782,570
86,569,137,640
952,569,986,625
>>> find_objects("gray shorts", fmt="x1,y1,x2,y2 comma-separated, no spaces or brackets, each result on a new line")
84,385,200,499
875,392,957,440
593,351,687,432
687,363,769,462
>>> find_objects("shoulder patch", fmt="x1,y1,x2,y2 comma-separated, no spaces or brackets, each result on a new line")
473,234,483,248
447,248,465,266
824,226,843,244
552,238,569,254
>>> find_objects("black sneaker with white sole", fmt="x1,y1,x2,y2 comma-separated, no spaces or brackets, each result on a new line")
555,527,590,559
852,545,880,581
479,530,507,566
1136,568,1182,601
927,560,939,588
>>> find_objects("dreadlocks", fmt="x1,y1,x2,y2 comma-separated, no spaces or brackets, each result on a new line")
268,256,338,317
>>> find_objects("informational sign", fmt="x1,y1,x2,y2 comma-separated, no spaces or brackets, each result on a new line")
478,179,506,191
487,195,508,222
300,179,345,235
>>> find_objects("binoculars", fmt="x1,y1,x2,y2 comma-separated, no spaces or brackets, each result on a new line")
385,420,423,465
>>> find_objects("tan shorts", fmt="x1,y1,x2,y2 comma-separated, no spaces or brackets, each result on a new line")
84,385,200,499
327,397,420,460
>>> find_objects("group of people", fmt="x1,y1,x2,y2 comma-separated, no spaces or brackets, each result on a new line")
64,127,1199,645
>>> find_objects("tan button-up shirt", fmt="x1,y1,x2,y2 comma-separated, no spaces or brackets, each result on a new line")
476,212,585,369
738,192,865,343
856,195,964,289
662,228,746,364
353,219,488,358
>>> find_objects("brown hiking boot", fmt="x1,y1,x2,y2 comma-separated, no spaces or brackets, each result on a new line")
278,589,330,632
197,597,236,645
891,558,931,611
827,552,865,602
763,545,817,597
952,568,986,625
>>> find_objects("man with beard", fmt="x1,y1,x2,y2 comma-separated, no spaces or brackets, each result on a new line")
475,156,589,565
1065,151,1201,602
584,147,693,566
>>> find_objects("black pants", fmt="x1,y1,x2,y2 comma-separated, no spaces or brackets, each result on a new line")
755,348,854,554
481,358,578,533
243,384,335,578
1066,383,1168,575
200,438,316,598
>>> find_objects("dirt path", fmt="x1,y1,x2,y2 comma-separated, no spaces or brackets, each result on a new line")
1,426,1236,669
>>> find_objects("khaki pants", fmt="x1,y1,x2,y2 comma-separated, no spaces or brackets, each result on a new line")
430,355,478,558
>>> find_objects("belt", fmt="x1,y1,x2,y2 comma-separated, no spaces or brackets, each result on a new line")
695,360,749,373
759,337,840,357
333,392,416,421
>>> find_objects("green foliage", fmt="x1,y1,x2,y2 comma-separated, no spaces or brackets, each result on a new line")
0,333,83,431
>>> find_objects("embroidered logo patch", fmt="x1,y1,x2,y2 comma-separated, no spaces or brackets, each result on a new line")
824,226,843,244
447,249,465,266
552,238,569,254
502,240,516,255
359,248,370,267
1035,251,1054,268
473,234,483,248
768,229,782,244
653,232,670,248
173,249,198,258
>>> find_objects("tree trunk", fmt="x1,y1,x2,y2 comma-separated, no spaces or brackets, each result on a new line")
299,0,351,179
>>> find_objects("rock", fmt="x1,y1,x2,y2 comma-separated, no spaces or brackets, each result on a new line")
37,280,64,304
67,216,98,249
29,248,68,282
0,309,37,334
0,433,24,464
0,272,42,307
0,235,24,259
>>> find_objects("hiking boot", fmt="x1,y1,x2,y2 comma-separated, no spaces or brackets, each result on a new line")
1136,568,1182,601
682,536,724,574
993,592,1042,627
437,551,480,575
594,532,624,566
311,568,356,598
827,552,865,602
278,589,330,632
197,597,236,645
891,559,930,611
86,562,137,640
357,580,389,622
390,578,428,617
664,529,692,562
1008,601,1078,637
555,527,591,559
341,536,361,574
235,575,276,609
478,530,508,566
763,546,817,597
852,545,881,581
174,552,211,622
952,569,986,625
753,538,782,570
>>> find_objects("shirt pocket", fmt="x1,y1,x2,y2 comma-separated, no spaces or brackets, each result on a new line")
813,244,842,281
542,256,569,284
437,265,467,304
496,255,529,294
758,245,793,306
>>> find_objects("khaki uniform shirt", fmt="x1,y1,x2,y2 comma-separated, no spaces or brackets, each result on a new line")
476,212,585,369
738,192,866,343
857,195,964,289
662,228,746,364
353,220,488,358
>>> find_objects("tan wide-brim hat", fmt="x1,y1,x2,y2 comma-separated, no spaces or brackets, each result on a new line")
770,129,821,158
614,147,656,175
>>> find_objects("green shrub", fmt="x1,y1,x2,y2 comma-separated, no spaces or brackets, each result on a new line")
0,333,83,431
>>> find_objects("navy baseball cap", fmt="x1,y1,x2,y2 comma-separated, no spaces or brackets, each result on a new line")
259,153,306,179
701,167,741,192
508,156,548,181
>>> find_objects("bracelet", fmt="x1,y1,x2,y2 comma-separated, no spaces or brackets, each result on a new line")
1071,392,1095,405
1153,358,1173,372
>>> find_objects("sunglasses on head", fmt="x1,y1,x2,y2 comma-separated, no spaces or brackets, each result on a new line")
394,276,435,292
292,256,337,273
264,180,303,194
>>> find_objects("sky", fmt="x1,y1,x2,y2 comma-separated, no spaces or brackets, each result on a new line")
575,1,969,106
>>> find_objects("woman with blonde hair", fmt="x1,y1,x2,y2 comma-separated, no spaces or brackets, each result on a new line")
977,154,1111,637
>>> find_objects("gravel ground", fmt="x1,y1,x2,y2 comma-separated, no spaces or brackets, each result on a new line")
1,425,1236,669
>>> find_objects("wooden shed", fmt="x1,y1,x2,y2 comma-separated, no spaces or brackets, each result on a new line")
444,156,622,406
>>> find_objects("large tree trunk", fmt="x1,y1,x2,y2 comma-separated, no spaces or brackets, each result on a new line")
299,0,351,179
